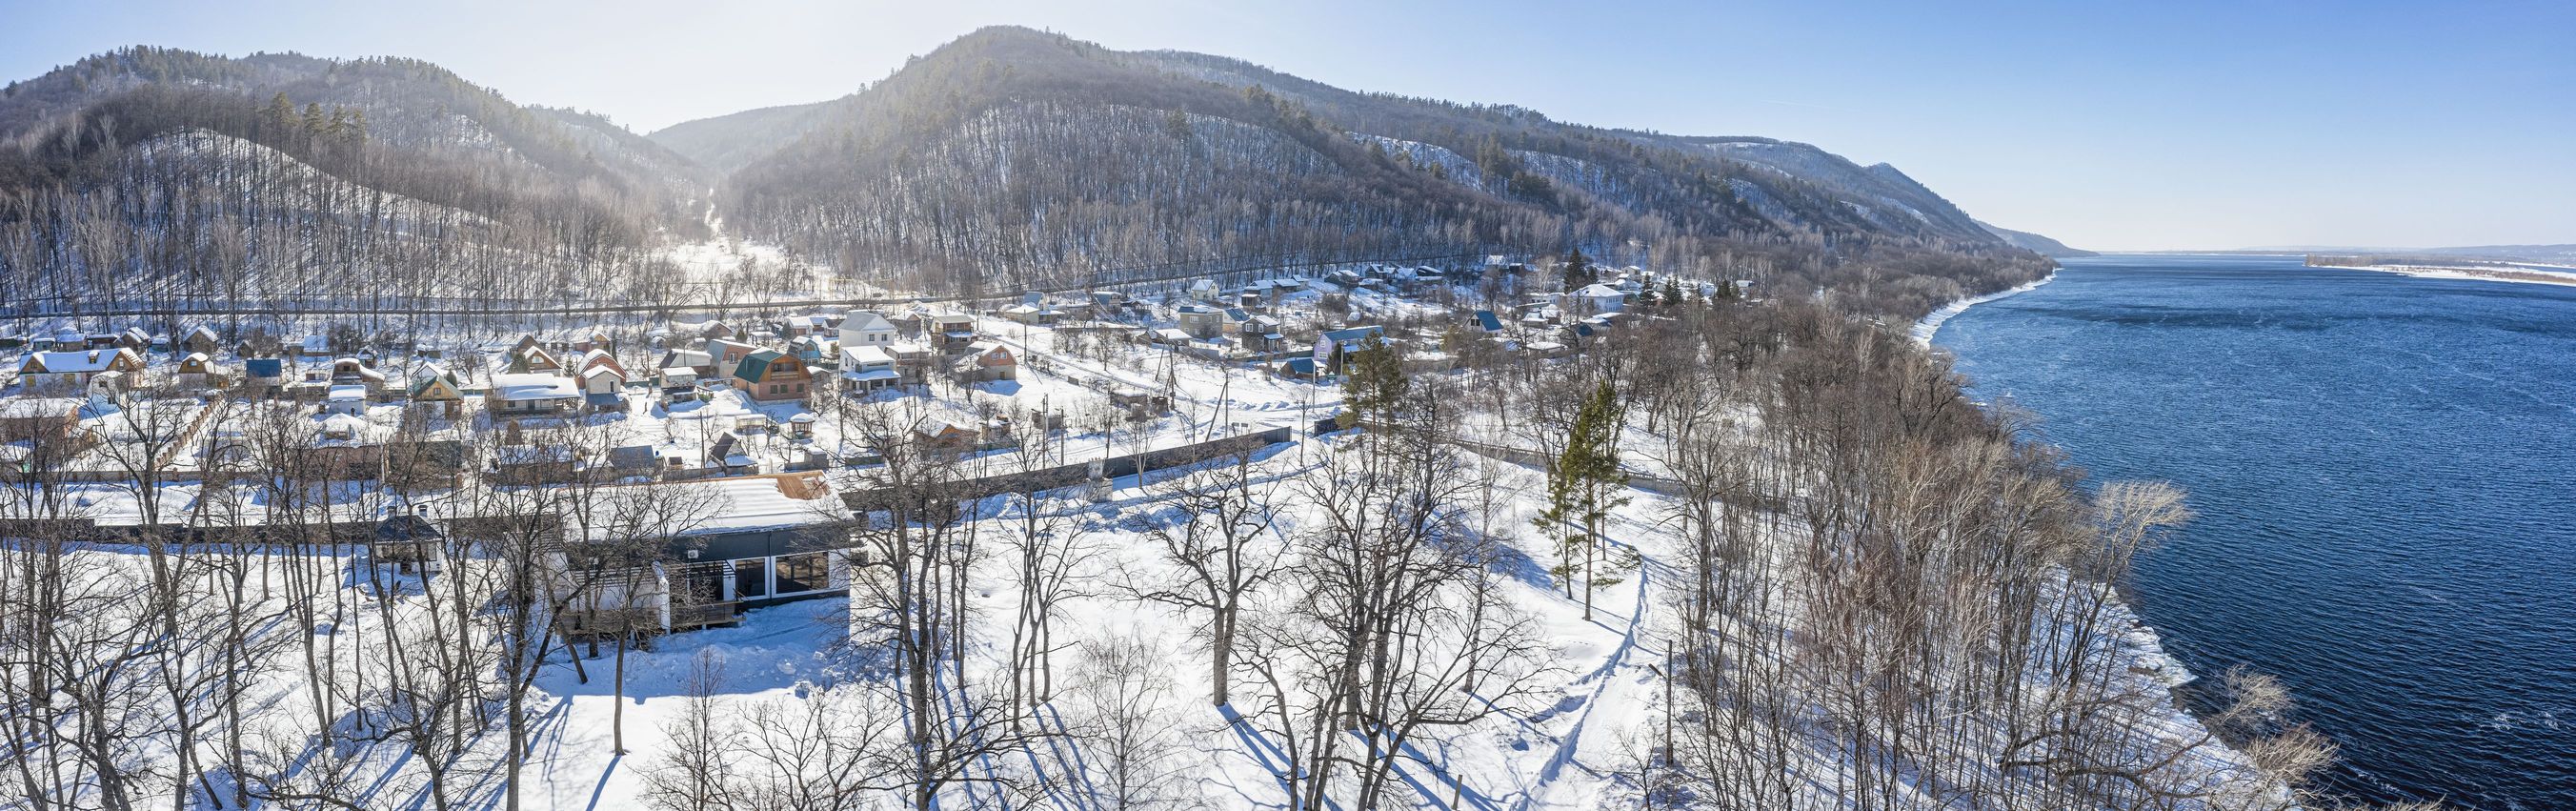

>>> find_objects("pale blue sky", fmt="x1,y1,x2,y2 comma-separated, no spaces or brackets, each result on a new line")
4,0,2568,251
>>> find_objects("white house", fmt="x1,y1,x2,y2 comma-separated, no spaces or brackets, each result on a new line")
837,311,897,349
1568,283,1628,314
838,344,903,392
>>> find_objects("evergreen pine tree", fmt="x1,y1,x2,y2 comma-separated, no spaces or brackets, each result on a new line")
1335,333,1406,430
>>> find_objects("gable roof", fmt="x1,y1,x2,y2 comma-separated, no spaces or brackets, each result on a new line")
734,350,798,382
840,344,895,366
1474,310,1505,332
21,348,139,375
408,370,463,398
1319,325,1386,345
840,311,895,334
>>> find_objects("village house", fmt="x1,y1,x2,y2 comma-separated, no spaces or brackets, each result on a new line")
657,347,715,379
566,327,614,355
490,443,584,486
406,369,466,419
731,350,814,403
1175,304,1224,339
14,348,145,394
485,373,581,417
1566,282,1628,315
707,338,760,370
331,357,389,395
0,397,83,444
507,344,564,375
928,314,978,354
788,335,832,366
321,385,371,416
175,352,227,389
951,342,1018,384
306,412,392,477
836,311,896,349
1314,326,1390,375
178,326,222,356
838,344,903,393
575,350,631,413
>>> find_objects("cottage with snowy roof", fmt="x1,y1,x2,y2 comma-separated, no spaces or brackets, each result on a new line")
14,348,144,394
1567,283,1628,315
486,373,581,417
175,353,227,389
0,397,82,444
178,326,222,356
575,349,631,412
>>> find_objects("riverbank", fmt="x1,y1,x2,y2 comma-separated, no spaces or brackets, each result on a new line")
1914,260,2260,796
1912,270,2058,346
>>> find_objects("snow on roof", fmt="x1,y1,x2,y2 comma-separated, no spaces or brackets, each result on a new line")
326,385,368,401
1576,283,1626,297
661,348,713,366
840,344,894,365
0,397,82,418
840,311,894,332
489,374,579,400
673,476,837,534
23,349,134,374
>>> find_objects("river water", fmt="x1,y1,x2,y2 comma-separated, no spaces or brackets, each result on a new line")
1932,253,2576,809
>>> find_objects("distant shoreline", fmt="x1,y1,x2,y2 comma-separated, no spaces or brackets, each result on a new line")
2307,257,2576,289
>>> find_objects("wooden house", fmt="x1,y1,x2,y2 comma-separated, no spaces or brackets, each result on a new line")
406,370,466,419
0,397,82,444
731,351,813,403
178,325,223,355
175,352,227,389
950,342,1017,383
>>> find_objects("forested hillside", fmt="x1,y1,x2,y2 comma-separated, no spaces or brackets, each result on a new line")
646,100,835,175
0,47,707,316
679,27,2055,314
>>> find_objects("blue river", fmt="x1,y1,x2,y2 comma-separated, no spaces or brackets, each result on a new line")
1933,253,2576,809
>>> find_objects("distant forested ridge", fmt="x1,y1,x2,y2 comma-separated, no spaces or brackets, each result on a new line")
0,47,706,317
0,33,2068,324
662,27,2056,315
1976,220,2096,258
